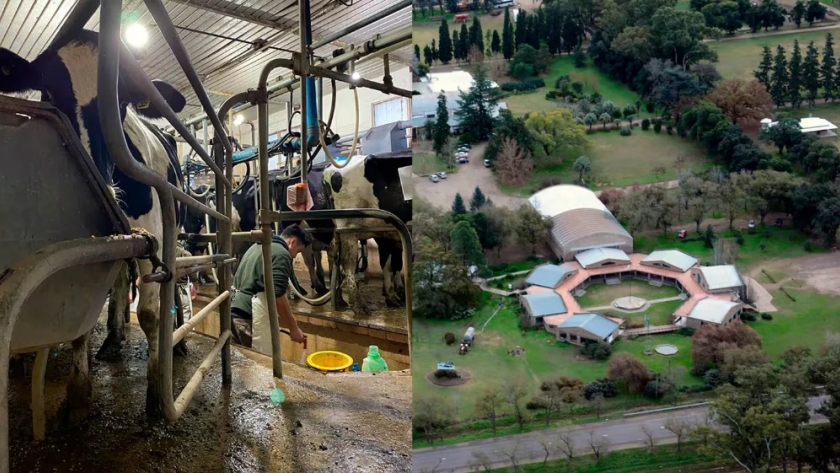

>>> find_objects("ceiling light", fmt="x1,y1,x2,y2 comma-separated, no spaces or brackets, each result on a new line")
124,23,148,48
233,114,245,126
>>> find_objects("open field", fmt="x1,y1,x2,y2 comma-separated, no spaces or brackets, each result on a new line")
710,29,836,79
749,287,840,358
413,10,507,49
602,299,684,327
576,281,682,308
501,130,711,195
504,56,651,117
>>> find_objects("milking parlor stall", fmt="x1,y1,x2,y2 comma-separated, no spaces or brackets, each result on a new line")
0,0,413,471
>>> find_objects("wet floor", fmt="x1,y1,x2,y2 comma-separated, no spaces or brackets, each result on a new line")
8,309,412,473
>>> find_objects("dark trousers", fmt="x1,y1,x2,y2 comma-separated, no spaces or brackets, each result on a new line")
230,308,253,348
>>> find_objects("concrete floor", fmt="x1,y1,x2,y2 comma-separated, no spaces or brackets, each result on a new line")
7,308,412,472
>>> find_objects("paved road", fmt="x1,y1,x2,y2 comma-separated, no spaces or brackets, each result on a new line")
412,396,829,473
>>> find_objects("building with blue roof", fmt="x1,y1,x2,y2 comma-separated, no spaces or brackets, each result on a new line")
520,292,567,327
556,313,621,345
525,264,578,289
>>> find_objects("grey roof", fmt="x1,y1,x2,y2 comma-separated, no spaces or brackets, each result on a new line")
698,265,744,290
525,265,575,288
575,248,630,268
361,120,412,155
559,313,620,340
688,298,742,324
522,292,567,318
643,250,698,272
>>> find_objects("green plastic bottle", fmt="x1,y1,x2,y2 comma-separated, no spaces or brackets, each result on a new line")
361,345,388,372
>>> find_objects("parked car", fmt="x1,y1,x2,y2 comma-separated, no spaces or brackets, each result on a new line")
748,220,756,229
677,229,687,239
429,174,440,183
437,172,447,179
774,218,783,227
484,159,491,168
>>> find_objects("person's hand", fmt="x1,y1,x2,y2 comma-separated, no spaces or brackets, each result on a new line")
290,326,306,344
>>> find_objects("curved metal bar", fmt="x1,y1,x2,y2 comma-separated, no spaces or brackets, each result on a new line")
0,236,154,473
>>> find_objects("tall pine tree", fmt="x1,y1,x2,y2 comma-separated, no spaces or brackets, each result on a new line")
414,44,420,60
433,91,450,156
438,18,453,64
455,65,498,141
452,193,467,216
502,7,514,60
515,9,528,51
491,30,501,54
788,40,803,108
823,33,836,101
754,45,774,88
459,23,470,60
470,186,487,212
470,16,484,55
770,45,790,107
803,41,821,107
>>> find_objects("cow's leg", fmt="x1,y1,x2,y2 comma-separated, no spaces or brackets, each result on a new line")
378,240,403,308
339,235,372,316
96,261,129,360
331,237,349,309
136,259,163,418
63,333,91,425
31,347,49,441
313,246,328,296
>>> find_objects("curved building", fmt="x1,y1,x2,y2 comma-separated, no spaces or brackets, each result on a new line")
528,185,633,261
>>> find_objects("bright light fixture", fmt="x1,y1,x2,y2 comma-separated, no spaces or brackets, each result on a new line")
233,114,245,126
351,71,361,81
124,23,148,48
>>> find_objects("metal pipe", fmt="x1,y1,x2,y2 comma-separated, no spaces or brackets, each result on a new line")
99,0,178,420
308,65,411,97
174,254,231,267
173,291,231,344
310,0,412,50
214,98,235,387
356,39,411,65
48,0,100,50
202,119,209,156
181,226,401,243
143,0,234,164
172,330,231,417
171,28,412,131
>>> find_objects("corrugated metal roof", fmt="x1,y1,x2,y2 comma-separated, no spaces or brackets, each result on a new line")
0,0,411,120
559,313,619,340
526,264,574,288
643,250,698,272
688,298,741,324
549,208,632,255
575,248,630,268
698,265,744,291
522,292,567,318
529,185,607,218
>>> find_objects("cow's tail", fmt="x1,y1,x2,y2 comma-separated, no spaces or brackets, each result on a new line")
128,259,140,302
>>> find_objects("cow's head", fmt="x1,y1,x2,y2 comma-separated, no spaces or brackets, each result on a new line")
0,29,185,133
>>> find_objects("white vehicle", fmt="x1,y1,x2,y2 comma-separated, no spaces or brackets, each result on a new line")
430,174,440,183
437,172,447,179
484,159,491,168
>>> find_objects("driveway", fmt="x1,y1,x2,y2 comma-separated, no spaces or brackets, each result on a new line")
413,396,829,473
413,143,528,211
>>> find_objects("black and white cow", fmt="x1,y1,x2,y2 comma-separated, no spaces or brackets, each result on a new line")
323,152,411,314
0,29,188,418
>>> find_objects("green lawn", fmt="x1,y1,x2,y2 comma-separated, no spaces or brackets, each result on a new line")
413,10,506,50
711,29,837,80
505,56,650,117
412,140,455,175
602,299,685,327
501,130,712,195
634,226,827,271
749,288,840,359
576,281,682,308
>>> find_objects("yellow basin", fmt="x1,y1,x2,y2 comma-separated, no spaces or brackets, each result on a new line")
306,350,353,372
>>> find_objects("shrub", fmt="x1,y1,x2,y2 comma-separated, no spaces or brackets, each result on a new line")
761,313,773,320
620,126,632,136
704,369,725,387
741,312,757,322
805,241,813,252
642,379,674,398
584,378,618,400
444,333,456,345
501,77,545,92
683,384,715,393
653,122,662,133
526,399,546,410
546,90,562,100
555,75,571,90
641,118,651,130
645,102,655,113
489,262,509,273
579,341,612,360
434,369,459,379
676,327,696,337
571,81,584,94
666,124,673,135
736,234,745,245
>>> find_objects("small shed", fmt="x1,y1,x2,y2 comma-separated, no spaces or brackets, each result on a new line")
556,313,620,345
525,264,577,289
520,292,567,327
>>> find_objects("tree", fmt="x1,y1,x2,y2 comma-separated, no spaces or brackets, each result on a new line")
537,383,564,426
481,206,514,257
574,44,587,67
760,117,802,154
702,0,743,34
469,16,484,57
503,377,529,430
515,204,550,254
413,393,453,445
524,109,590,158
433,91,450,156
474,386,503,435
650,8,716,70
414,44,421,60
587,430,611,461
806,0,827,25
770,45,789,107
452,29,461,62
823,33,836,102
494,138,535,186
459,23,470,62
414,198,455,250
455,65,497,141
413,239,481,320
789,40,804,108
555,432,576,469
641,424,657,453
623,104,637,124
573,156,592,183
584,112,597,130
691,321,763,375
607,353,653,393
470,186,487,212
514,8,528,50
438,18,453,64
754,45,773,88
790,0,806,27
491,30,501,54
663,416,692,453
423,45,433,66
803,41,821,107
718,174,746,229
704,79,773,126
815,196,840,245
502,6,514,60
451,193,467,216
450,220,486,267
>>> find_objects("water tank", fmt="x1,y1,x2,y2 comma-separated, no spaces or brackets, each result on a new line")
464,326,475,342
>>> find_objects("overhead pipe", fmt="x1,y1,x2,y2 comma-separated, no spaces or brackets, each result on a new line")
309,0,411,50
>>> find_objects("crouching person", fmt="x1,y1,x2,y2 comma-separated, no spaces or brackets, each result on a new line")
230,224,308,354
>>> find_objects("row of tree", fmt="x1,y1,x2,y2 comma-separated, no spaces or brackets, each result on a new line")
755,33,838,107
693,0,827,34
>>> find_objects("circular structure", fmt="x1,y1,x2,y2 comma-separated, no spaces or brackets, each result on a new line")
613,296,649,311
307,351,354,372
655,344,679,356
427,368,472,387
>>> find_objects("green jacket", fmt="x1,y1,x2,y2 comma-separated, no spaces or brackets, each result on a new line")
231,236,292,319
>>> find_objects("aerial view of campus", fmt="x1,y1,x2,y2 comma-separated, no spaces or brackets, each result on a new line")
410,0,840,471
